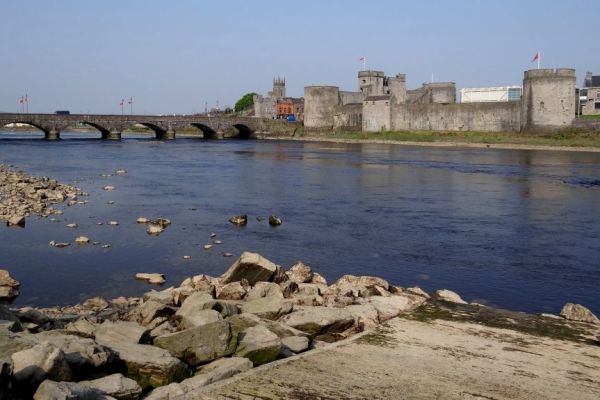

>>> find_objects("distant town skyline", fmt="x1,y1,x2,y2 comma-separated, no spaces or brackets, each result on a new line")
1,0,598,115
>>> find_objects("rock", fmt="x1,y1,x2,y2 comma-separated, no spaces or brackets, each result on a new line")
297,283,324,296
175,292,216,321
108,220,119,226
281,335,310,354
49,240,70,248
334,275,390,291
369,295,423,322
271,265,289,284
435,289,468,304
280,281,299,298
559,303,600,324
246,282,284,300
34,331,116,371
222,252,233,257
6,215,25,227
96,341,189,389
268,215,282,226
81,373,142,400
229,214,247,226
182,255,191,260
115,169,127,175
213,240,222,245
210,232,217,238
404,286,430,299
146,225,163,235
65,318,96,337
11,343,72,385
290,295,325,307
154,320,237,366
95,321,149,344
33,380,110,400
286,261,313,284
66,223,78,228
135,273,165,285
310,272,328,286
137,300,176,326
136,217,149,224
279,307,354,338
75,235,91,244
103,185,115,191
203,244,212,250
241,297,293,320
220,252,277,285
143,289,175,306
150,218,171,228
216,281,247,301
0,269,20,303
178,309,223,330
235,325,281,366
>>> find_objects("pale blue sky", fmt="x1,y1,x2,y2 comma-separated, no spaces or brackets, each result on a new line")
1,0,598,114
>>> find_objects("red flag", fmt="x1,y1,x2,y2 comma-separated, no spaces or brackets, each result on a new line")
119,99,124,106
531,52,540,62
128,97,132,104
19,96,23,104
359,56,365,61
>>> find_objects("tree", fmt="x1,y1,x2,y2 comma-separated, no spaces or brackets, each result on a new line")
234,92,257,113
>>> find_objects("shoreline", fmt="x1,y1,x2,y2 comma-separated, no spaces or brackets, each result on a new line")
262,134,600,153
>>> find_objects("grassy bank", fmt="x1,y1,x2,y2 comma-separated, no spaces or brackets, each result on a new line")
306,129,600,148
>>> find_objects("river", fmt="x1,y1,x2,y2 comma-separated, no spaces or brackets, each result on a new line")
1,130,599,315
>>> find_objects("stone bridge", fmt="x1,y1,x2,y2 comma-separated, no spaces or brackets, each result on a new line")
0,113,300,140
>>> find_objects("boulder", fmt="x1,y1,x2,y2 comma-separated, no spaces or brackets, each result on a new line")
559,303,600,324
333,275,390,291
246,282,284,300
98,341,189,389
154,320,237,366
142,289,175,306
279,307,354,337
137,300,176,326
435,289,467,304
345,304,379,329
286,261,313,284
297,283,324,296
281,335,309,354
34,331,116,370
280,281,299,298
33,380,111,400
81,373,142,400
75,236,90,244
11,343,72,385
65,318,97,338
220,252,277,285
175,292,215,320
240,297,293,320
228,215,247,226
178,309,222,330
95,321,149,345
404,286,430,299
369,295,422,322
146,225,163,235
310,272,328,286
135,273,165,285
216,281,247,300
235,325,281,366
0,269,20,303
6,215,25,227
271,265,289,284
268,215,282,226
290,295,324,307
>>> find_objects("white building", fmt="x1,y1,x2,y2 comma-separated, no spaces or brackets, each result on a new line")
460,86,522,103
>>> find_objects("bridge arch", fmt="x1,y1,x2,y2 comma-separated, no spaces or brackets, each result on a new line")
126,122,168,139
189,123,218,139
1,122,49,139
232,123,255,139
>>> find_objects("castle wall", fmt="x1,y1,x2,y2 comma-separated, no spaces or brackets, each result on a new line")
392,102,521,132
363,97,392,132
340,91,365,105
521,69,576,132
304,86,341,130
333,103,363,131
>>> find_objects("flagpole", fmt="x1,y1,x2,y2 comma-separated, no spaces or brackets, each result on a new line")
538,52,540,70
363,57,366,71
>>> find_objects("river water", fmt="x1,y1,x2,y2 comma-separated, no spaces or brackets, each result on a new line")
1,130,599,315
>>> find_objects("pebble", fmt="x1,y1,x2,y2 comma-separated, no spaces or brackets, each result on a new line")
92,241,100,245
203,244,213,250
213,240,223,245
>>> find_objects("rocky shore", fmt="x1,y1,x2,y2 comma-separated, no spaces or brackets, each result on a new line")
0,164,85,227
1,251,599,399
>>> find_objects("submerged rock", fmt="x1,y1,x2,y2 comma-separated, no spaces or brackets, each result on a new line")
135,273,165,285
146,225,163,235
75,236,90,244
268,215,283,226
229,214,248,226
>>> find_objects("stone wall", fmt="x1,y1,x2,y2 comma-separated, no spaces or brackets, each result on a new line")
304,86,341,131
391,102,521,133
333,104,362,131
363,98,392,132
340,91,364,105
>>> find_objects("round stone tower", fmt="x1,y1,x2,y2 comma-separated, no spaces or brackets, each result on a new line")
521,68,576,132
304,86,340,131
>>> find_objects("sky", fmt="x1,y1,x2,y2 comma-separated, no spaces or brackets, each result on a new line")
1,0,599,115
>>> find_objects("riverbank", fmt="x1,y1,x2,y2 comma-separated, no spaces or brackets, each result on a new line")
265,130,600,153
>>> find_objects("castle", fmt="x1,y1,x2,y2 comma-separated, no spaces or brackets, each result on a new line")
253,78,304,120
303,68,577,133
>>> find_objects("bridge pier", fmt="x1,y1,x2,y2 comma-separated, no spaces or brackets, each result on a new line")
164,129,176,140
45,129,60,140
104,130,122,140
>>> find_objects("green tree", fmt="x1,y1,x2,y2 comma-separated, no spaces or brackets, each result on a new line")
234,92,257,113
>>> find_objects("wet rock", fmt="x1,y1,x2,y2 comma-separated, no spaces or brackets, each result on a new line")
103,185,115,191
236,325,281,366
49,240,70,248
6,215,25,227
108,220,119,226
81,373,142,400
223,252,233,257
75,236,91,244
559,303,600,324
220,252,277,285
286,261,313,284
66,223,78,228
229,214,247,226
240,297,293,320
115,169,127,175
0,269,20,303
150,218,171,228
435,289,468,305
203,244,212,250
268,215,282,226
182,255,191,260
135,273,165,285
11,343,72,385
136,217,149,224
154,320,237,366
146,225,163,235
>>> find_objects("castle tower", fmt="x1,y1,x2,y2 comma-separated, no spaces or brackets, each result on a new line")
272,77,286,99
388,74,406,104
521,68,576,132
358,71,386,96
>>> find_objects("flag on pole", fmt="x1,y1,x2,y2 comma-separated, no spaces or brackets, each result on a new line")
359,56,366,71
128,97,132,104
19,96,24,104
24,94,28,103
119,99,124,106
531,52,540,62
